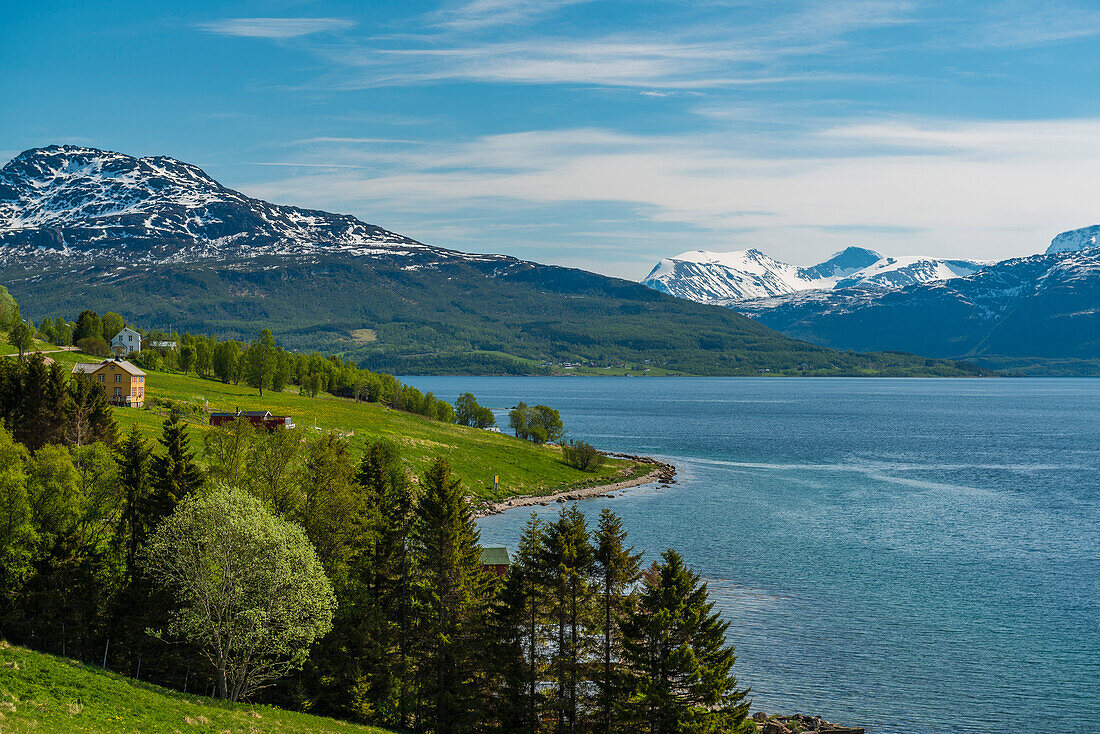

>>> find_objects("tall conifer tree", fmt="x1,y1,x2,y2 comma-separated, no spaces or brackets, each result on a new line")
114,426,153,577
149,409,203,518
542,506,595,733
411,458,492,734
593,509,642,733
67,376,116,446
619,549,752,734
489,514,548,734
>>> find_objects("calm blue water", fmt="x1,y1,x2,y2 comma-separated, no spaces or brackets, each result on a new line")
405,377,1100,734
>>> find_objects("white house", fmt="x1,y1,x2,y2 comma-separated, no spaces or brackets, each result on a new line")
110,326,142,355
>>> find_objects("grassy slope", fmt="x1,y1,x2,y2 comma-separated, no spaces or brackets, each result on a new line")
47,350,641,502
0,643,394,734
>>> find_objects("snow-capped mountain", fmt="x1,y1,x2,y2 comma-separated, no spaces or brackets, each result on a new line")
1047,224,1100,254
0,144,503,267
642,224,1100,371
642,246,987,303
733,247,1100,366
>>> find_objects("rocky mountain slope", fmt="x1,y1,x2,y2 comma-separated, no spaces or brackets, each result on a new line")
0,145,975,376
642,246,987,302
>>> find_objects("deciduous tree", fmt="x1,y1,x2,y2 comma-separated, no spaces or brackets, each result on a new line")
9,321,34,360
0,286,19,332
143,488,336,701
245,329,278,396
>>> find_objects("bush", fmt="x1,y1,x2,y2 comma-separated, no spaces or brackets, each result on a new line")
76,336,109,357
133,349,162,371
562,440,603,472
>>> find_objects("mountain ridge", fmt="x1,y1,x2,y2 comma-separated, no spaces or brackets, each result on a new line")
642,246,989,302
0,145,979,377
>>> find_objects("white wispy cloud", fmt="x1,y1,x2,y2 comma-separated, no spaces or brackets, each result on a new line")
430,0,596,30
209,0,916,91
243,117,1100,271
316,35,892,90
197,18,354,39
958,0,1100,49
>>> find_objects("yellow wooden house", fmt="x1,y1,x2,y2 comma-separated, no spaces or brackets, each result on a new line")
72,358,147,407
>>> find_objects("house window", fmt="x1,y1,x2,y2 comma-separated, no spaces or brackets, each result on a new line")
98,375,105,383
115,374,122,383
114,388,121,397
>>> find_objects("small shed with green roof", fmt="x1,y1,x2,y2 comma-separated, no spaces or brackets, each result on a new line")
480,545,510,577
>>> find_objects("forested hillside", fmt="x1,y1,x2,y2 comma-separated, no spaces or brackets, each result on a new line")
1,146,976,376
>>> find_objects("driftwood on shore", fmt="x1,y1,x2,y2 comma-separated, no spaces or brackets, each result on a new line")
471,454,676,519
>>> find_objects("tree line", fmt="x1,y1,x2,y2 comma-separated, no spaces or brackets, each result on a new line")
0,401,752,733
11,300,464,424
9,301,614,457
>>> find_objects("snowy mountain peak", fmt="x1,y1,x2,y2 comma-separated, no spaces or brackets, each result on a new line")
801,246,882,280
642,246,986,303
1047,225,1100,254
0,145,503,269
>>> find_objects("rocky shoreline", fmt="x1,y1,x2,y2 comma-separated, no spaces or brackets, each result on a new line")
471,453,676,519
753,712,864,734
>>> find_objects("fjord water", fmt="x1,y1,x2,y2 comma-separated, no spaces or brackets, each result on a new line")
405,377,1099,734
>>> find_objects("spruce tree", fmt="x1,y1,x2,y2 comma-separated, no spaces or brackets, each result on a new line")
410,458,492,734
326,440,418,727
14,355,58,450
489,514,548,734
372,443,417,727
67,376,117,446
542,505,595,733
114,426,153,577
592,509,642,733
149,409,203,518
619,549,752,734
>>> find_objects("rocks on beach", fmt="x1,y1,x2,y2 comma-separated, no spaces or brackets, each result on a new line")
753,712,864,734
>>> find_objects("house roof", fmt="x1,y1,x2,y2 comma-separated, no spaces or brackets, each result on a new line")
480,546,510,567
71,359,146,376
72,362,102,374
240,410,273,418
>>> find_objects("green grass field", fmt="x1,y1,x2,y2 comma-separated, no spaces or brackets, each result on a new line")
0,643,395,734
44,350,643,501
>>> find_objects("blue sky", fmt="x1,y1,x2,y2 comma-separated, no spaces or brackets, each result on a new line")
3,1,1100,278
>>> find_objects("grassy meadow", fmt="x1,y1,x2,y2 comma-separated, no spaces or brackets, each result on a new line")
42,349,642,501
0,643,396,734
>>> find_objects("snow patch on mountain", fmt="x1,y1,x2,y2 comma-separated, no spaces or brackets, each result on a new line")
1047,224,1100,254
